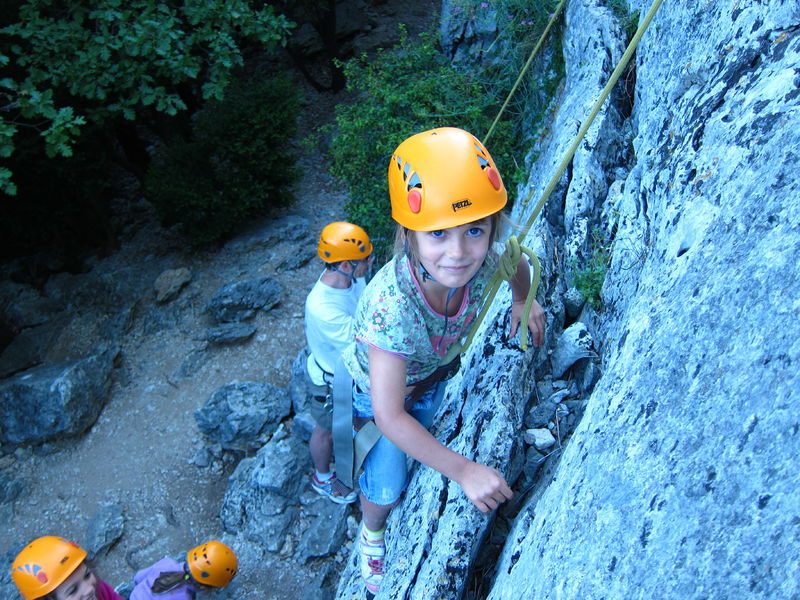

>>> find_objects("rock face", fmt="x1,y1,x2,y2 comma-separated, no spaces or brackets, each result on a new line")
0,346,119,445
337,0,800,598
205,277,282,323
220,429,307,553
194,381,291,452
492,1,800,598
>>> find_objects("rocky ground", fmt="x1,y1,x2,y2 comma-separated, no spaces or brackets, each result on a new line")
0,2,438,597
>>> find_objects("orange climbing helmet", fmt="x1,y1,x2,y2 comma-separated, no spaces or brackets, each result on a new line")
388,127,507,232
317,222,373,263
186,540,238,588
11,536,87,600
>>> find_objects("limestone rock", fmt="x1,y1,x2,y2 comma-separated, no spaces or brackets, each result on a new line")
221,433,308,552
524,428,556,451
550,322,595,378
0,346,119,445
85,502,125,560
195,381,291,452
154,267,192,303
205,278,282,323
202,323,256,346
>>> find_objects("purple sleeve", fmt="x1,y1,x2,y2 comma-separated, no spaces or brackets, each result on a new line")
95,579,125,600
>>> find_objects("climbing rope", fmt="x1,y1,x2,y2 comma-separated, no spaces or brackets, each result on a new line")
454,0,666,358
483,0,568,145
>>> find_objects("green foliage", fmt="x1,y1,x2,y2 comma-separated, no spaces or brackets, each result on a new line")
328,1,566,260
145,73,300,246
0,0,293,194
482,0,565,169
605,0,640,41
328,28,523,260
571,229,611,309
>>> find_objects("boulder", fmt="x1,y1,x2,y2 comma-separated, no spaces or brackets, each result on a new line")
195,382,291,452
221,430,309,552
154,267,192,303
0,346,119,445
205,278,282,323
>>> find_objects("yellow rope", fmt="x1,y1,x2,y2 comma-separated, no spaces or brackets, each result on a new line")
483,0,568,145
516,0,665,242
454,0,666,359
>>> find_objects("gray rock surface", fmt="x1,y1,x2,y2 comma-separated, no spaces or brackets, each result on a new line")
439,0,505,67
220,429,308,552
194,381,291,452
489,1,800,599
0,346,119,445
153,267,192,303
550,321,595,378
296,495,350,563
202,323,257,346
205,277,282,323
0,317,66,378
85,502,125,560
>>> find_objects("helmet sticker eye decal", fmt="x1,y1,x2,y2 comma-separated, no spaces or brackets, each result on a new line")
407,189,422,213
486,167,502,190
473,141,502,190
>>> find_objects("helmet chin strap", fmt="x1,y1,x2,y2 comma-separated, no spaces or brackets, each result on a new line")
436,286,459,353
409,254,458,353
404,231,438,284
330,260,360,284
419,261,435,283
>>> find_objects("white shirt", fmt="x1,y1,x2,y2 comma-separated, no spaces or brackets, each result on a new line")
304,272,366,385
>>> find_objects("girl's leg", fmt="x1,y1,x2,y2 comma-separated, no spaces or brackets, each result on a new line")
360,492,397,531
356,428,408,595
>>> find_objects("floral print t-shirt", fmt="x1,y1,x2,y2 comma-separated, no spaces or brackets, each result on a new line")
342,252,496,394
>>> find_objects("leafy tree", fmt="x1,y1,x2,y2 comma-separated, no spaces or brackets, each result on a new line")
0,0,293,194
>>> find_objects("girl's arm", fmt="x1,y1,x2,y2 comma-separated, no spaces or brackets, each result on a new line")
508,256,546,347
369,345,513,512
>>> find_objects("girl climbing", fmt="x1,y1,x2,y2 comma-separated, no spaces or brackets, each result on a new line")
129,540,237,599
11,535,124,600
340,126,546,595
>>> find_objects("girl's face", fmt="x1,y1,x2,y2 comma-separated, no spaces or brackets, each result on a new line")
54,563,97,600
410,218,492,289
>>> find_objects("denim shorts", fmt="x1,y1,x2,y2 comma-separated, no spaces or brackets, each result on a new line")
352,381,446,506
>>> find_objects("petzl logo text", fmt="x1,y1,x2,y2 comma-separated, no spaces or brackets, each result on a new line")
452,199,472,212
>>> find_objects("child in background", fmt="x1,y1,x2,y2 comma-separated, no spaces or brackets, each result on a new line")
304,221,373,504
11,535,123,600
340,127,546,595
130,540,237,599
